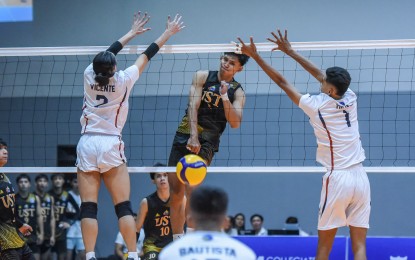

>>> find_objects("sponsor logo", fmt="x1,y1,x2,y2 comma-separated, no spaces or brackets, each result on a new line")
390,257,408,260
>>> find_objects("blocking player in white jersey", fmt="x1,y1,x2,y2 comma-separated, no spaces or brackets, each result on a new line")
159,186,256,260
236,31,370,260
76,11,184,260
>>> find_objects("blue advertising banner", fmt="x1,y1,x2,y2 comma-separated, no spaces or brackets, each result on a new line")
235,236,347,260
349,237,415,260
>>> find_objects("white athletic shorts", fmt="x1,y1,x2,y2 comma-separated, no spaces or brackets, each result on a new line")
76,134,126,173
318,163,371,230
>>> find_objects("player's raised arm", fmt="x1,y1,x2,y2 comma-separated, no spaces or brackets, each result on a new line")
186,70,208,154
237,37,302,106
135,14,185,75
267,29,325,83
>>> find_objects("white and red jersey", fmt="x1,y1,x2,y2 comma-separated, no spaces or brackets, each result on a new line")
299,89,366,170
80,64,139,136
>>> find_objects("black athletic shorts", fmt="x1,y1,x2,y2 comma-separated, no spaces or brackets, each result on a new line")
27,242,40,254
51,238,67,254
168,132,215,167
0,244,35,260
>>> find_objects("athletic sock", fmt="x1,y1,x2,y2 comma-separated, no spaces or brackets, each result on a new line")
127,252,139,260
86,252,96,260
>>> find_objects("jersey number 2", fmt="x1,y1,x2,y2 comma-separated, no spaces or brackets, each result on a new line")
95,95,108,107
343,110,351,127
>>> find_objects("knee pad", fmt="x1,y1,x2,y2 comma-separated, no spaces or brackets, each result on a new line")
115,201,133,219
80,202,98,220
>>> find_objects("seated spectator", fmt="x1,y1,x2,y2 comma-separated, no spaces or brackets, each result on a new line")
222,215,238,236
234,213,246,235
284,216,309,236
250,214,267,236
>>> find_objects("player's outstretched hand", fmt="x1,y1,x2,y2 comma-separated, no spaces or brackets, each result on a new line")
166,14,185,36
267,29,293,53
131,11,151,35
234,37,258,58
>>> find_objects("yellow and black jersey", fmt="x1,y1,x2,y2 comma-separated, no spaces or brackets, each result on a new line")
143,192,172,254
0,173,25,251
16,192,39,244
35,191,53,240
177,71,243,150
50,189,70,241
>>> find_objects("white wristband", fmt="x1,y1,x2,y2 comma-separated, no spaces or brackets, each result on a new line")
221,92,229,101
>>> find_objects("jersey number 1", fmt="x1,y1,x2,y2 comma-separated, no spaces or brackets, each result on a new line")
343,110,351,127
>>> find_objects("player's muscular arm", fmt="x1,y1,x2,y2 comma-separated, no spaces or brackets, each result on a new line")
222,85,245,128
238,37,302,106
135,198,148,232
187,71,208,154
268,29,325,83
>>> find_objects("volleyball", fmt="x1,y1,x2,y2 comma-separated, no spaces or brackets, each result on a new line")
176,154,207,186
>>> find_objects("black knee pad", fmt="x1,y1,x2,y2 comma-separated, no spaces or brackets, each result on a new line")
115,201,133,219
80,202,98,220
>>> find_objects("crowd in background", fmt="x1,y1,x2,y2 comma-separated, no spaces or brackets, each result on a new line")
14,173,84,260
12,172,309,260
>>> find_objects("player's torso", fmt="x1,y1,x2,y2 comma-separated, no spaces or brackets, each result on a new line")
16,193,38,243
81,65,133,135
36,192,53,238
198,71,241,132
310,90,365,168
51,190,70,240
177,71,242,147
0,173,25,250
0,174,17,224
143,192,172,252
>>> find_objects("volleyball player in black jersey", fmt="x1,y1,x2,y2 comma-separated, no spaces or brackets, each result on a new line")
135,163,172,260
50,173,79,260
0,139,35,260
34,174,56,260
167,53,249,239
16,174,44,260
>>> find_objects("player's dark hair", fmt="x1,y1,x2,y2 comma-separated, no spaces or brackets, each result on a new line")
150,162,166,180
190,186,228,223
51,173,64,180
325,66,351,97
250,213,264,223
93,51,117,87
224,52,250,66
0,138,7,148
16,173,31,183
35,174,48,182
